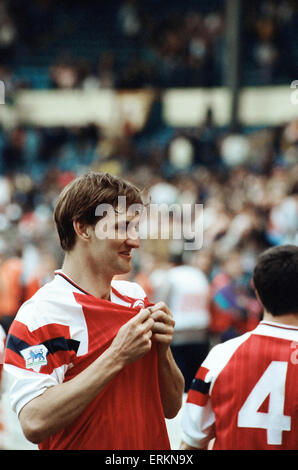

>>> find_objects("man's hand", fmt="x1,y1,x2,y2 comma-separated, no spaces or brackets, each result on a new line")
110,308,155,366
149,301,175,352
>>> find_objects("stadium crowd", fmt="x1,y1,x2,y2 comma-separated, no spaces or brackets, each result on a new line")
0,0,297,90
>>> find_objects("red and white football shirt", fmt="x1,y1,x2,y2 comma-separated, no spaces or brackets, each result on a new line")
4,271,170,450
182,321,298,450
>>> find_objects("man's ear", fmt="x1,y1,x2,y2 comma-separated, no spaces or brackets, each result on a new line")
73,219,91,242
253,284,263,307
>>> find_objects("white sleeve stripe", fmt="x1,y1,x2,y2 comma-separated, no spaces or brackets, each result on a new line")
181,402,215,449
4,362,69,416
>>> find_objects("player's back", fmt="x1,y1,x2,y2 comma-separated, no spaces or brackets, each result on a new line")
182,320,298,450
211,321,298,449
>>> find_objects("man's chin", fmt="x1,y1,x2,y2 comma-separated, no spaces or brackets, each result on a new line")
115,261,131,275
113,266,131,280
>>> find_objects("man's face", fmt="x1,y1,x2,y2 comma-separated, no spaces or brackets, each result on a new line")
88,208,141,277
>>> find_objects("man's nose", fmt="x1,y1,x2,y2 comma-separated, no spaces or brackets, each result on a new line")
126,230,140,248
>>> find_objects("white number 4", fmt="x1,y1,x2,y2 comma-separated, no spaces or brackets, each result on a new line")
237,361,291,445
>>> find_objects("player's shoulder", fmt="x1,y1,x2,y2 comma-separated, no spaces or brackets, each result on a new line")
203,331,253,383
211,331,253,355
111,279,147,300
14,275,75,329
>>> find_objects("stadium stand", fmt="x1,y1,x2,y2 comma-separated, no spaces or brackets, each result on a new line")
1,0,297,89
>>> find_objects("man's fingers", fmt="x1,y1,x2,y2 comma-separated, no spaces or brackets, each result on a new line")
150,310,175,326
128,305,174,340
142,316,155,332
152,321,174,335
130,308,152,324
152,333,172,344
146,330,153,340
149,302,172,317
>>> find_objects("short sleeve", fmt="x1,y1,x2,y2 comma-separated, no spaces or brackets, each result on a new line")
181,362,216,449
3,304,78,416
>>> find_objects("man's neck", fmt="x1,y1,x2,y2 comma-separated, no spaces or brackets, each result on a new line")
263,311,298,327
61,252,112,300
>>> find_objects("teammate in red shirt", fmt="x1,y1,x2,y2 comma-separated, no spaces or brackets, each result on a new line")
181,244,298,450
4,171,184,450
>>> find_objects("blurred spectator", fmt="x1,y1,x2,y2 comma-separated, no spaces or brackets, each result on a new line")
3,127,26,173
167,136,195,172
156,252,212,392
24,250,58,299
267,178,298,245
253,16,279,84
82,52,116,90
210,250,262,342
50,59,79,89
117,0,143,40
0,247,23,334
0,0,17,65
220,133,251,168
118,55,154,89
189,108,221,168
0,175,12,206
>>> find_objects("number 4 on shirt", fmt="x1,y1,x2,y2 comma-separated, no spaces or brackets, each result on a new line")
237,361,291,445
